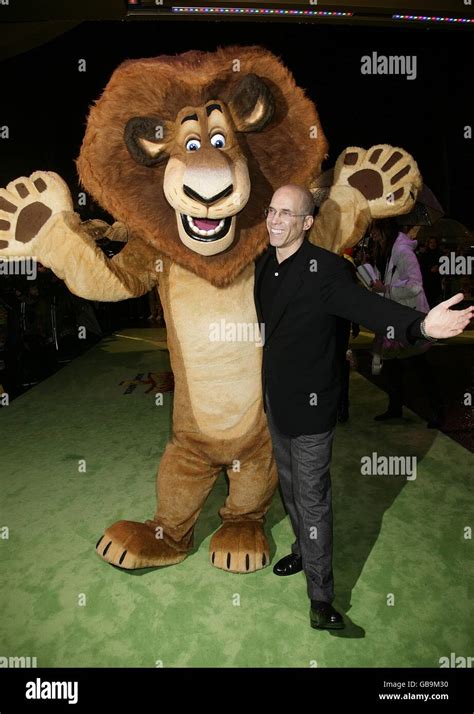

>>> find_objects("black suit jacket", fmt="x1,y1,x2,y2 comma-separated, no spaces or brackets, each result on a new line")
254,239,428,436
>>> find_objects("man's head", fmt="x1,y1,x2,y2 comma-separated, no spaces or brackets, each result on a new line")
266,185,315,253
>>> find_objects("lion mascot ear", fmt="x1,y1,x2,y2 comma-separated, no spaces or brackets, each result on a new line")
227,74,275,133
124,117,171,166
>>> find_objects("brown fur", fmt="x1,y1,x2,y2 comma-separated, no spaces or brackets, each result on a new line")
76,46,327,288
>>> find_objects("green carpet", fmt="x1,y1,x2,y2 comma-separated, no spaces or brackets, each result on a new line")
1,328,472,668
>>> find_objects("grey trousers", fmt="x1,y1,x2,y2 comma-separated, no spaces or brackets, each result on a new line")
265,391,336,603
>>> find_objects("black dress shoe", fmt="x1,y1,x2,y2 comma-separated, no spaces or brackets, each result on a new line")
272,553,303,576
310,601,345,630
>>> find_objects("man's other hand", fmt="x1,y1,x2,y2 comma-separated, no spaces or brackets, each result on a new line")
424,293,474,339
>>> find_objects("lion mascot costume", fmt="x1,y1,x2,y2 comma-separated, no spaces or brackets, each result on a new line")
0,46,421,572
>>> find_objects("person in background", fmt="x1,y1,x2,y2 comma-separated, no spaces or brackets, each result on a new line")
370,219,445,428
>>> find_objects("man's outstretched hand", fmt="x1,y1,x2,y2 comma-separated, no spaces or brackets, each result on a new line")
424,293,474,339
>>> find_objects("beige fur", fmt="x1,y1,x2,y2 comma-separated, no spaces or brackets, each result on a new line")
168,262,262,439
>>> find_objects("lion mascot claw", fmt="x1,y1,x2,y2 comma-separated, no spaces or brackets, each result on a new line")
0,46,421,572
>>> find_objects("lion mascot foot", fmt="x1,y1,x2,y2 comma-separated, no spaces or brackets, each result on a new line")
209,521,270,573
95,520,188,569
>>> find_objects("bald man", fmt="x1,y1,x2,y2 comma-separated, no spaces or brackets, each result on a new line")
254,184,474,630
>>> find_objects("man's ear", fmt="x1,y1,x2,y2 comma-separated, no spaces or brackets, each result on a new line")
227,74,275,133
304,215,314,232
124,117,171,166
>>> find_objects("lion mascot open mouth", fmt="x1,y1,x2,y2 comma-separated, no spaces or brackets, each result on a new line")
0,46,421,571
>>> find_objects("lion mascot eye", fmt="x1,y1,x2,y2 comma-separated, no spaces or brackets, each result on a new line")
185,138,201,152
210,134,226,149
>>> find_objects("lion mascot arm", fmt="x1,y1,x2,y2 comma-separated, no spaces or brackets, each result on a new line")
308,144,422,255
0,171,159,301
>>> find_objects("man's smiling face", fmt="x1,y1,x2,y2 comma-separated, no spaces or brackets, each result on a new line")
266,186,314,252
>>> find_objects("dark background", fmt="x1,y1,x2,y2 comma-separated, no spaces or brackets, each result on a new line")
0,19,472,227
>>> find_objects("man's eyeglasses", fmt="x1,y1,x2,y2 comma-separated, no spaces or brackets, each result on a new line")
264,207,309,221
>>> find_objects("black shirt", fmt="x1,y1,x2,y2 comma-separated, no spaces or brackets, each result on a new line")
258,243,303,323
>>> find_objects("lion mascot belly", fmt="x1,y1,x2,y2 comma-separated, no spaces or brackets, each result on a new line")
0,45,421,571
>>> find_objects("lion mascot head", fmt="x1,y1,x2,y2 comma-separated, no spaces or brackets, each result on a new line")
77,45,327,287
